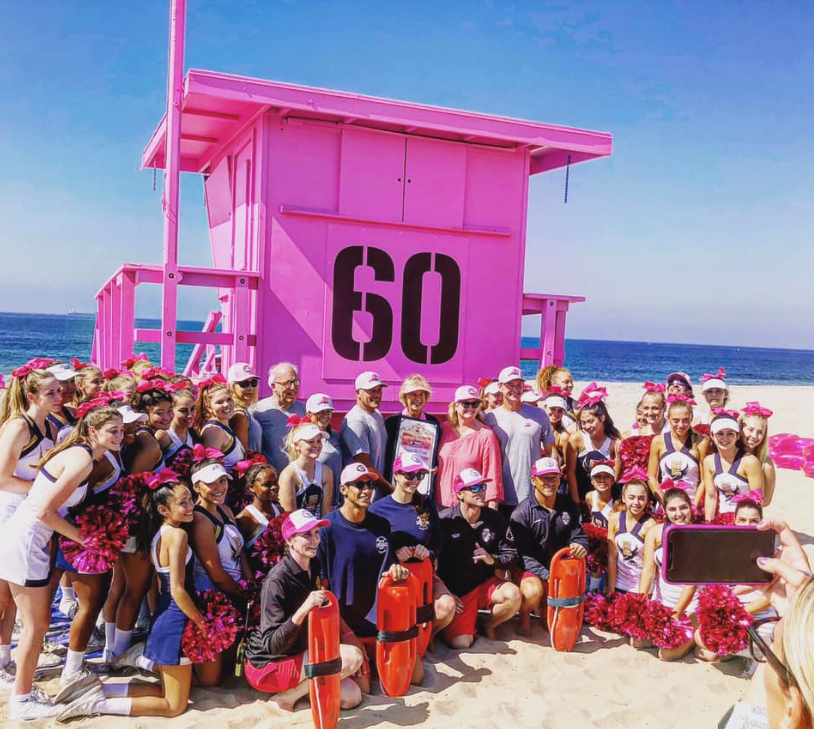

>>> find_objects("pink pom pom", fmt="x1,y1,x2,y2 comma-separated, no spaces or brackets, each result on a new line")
247,512,290,577
696,585,753,655
642,600,693,649
61,506,130,574
107,472,151,534
181,590,241,663
583,523,609,574
608,592,651,640
584,592,619,631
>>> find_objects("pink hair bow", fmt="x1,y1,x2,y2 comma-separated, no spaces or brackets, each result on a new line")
578,382,608,408
192,444,224,462
732,489,764,505
142,366,174,380
76,397,111,419
121,353,149,369
477,377,493,389
233,453,269,478
198,374,227,389
146,468,180,490
643,381,665,393
11,357,54,380
594,459,616,469
70,358,92,371
666,394,697,405
659,478,692,492
711,408,740,419
700,367,726,383
619,466,649,483
136,379,171,394
742,402,773,419
286,413,309,428
545,384,567,397
103,368,120,380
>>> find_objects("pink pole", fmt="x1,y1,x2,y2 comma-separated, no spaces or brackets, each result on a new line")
160,0,186,370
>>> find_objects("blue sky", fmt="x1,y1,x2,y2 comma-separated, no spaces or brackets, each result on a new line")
1,1,812,348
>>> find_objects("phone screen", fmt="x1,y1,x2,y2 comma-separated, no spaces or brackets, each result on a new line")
664,526,775,585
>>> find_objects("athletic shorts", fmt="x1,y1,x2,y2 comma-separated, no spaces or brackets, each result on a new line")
443,577,505,641
510,567,542,586
244,653,305,693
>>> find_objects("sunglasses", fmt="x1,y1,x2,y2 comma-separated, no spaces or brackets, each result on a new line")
274,379,300,388
747,617,795,686
459,400,481,409
345,480,375,490
237,378,259,388
463,483,486,493
398,470,428,481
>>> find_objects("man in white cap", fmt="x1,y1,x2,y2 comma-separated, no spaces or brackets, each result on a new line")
305,393,343,503
484,366,555,517
340,371,391,499
254,361,306,473
509,457,588,636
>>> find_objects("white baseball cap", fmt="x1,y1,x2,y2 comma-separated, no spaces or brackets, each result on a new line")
340,462,376,485
454,385,479,402
453,468,492,492
498,366,523,384
282,509,330,541
354,371,388,390
47,363,77,382
532,457,561,477
117,405,148,424
521,390,543,404
483,381,500,396
226,362,257,384
305,393,334,414
191,462,232,484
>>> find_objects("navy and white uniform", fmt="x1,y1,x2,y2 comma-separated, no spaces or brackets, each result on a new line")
165,427,194,463
135,427,166,474
575,433,613,500
659,433,701,499
144,526,194,666
193,505,244,590
243,503,282,548
201,420,245,473
0,444,92,587
235,407,263,454
613,511,651,593
654,542,697,612
588,491,615,529
0,415,56,522
47,408,77,437
290,461,325,517
713,451,751,514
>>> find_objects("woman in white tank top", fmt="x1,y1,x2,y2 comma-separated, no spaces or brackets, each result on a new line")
607,472,654,596
278,420,334,518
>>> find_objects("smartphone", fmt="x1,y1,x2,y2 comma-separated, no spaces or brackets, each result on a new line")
663,525,775,585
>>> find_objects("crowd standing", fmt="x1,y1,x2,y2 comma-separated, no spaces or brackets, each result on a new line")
0,358,809,729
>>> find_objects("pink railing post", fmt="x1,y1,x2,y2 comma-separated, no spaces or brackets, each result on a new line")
160,0,187,371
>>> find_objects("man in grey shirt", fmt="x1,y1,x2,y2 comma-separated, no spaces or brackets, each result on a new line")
340,371,392,499
253,361,306,473
484,366,555,515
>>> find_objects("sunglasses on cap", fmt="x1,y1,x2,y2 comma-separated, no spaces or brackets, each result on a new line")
463,483,487,493
398,470,428,481
458,400,481,409
237,378,259,388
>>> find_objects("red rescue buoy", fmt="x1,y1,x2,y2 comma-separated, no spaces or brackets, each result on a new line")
546,548,586,652
306,592,341,729
376,574,418,697
405,558,434,657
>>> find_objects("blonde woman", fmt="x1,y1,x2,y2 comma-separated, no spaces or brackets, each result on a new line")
227,362,262,452
278,418,334,517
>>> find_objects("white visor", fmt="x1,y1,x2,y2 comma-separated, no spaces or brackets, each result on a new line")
544,395,568,410
118,405,147,424
192,463,232,484
590,464,616,478
292,423,328,443
701,378,728,392
711,417,740,435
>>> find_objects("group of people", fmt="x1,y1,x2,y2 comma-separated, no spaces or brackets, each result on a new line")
0,357,809,729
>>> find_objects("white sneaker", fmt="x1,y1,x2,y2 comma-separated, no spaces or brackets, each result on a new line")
111,641,145,671
58,598,79,619
54,671,103,704
0,663,15,689
36,651,63,669
56,684,105,723
42,638,68,656
10,695,60,721
30,684,52,705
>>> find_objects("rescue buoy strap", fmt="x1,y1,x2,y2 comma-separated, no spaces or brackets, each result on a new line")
304,656,343,679
415,604,435,624
376,626,419,643
546,595,585,608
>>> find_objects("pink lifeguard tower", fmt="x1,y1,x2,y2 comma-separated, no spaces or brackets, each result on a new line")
92,1,612,412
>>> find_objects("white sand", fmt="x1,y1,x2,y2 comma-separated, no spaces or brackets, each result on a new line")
5,382,813,729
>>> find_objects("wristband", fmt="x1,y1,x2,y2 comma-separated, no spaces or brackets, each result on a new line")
340,631,354,640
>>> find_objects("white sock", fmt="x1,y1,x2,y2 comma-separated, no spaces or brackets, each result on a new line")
102,683,130,697
112,629,133,656
96,697,132,716
61,586,76,602
0,644,11,668
64,649,85,675
134,655,155,672
104,622,117,651
11,692,31,703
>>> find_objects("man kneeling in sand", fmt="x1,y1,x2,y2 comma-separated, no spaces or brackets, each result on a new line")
437,469,521,648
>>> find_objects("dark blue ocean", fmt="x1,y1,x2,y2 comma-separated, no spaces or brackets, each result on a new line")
1,312,813,385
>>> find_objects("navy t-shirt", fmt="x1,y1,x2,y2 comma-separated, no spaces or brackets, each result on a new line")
317,509,395,637
369,494,443,561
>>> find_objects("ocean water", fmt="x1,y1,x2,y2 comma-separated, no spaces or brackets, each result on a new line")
1,312,812,385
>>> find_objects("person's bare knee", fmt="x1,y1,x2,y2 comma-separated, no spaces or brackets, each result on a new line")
340,644,364,676
435,594,456,624
448,634,473,649
339,677,362,709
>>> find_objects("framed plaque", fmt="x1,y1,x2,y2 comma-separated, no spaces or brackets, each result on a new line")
392,416,440,496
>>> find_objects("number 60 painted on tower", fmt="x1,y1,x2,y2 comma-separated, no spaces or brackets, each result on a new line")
331,245,461,365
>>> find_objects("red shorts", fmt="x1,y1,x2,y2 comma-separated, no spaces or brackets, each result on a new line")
244,653,304,693
510,567,541,586
443,577,505,641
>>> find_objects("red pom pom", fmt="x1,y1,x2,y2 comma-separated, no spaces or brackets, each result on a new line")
608,592,651,640
696,585,753,655
107,472,151,535
238,578,263,630
583,523,609,574
584,592,619,631
708,511,735,526
247,512,289,577
166,447,194,480
619,435,655,472
181,590,241,663
642,600,693,649
61,506,130,573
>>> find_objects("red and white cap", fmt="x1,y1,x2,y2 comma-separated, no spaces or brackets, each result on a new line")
392,452,428,473
226,362,257,384
453,468,492,492
454,385,479,402
521,390,543,404
281,509,330,542
531,457,561,477
667,372,692,387
340,462,376,485
498,366,523,384
354,371,388,390
305,393,334,414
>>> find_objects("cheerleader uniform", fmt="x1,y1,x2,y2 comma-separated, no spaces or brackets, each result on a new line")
143,526,194,666
201,420,245,473
135,427,166,474
713,451,751,515
0,444,91,587
290,461,325,517
164,427,194,463
192,505,244,591
659,433,701,499
243,503,282,548
0,415,56,522
575,433,613,500
588,491,615,529
654,542,698,612
613,511,651,593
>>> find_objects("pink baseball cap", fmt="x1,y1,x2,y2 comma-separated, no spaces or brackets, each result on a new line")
532,457,561,477
498,366,523,384
226,362,257,383
340,462,376,485
454,385,479,401
453,468,492,492
393,452,428,473
354,371,388,390
281,509,329,542
667,372,692,387
305,393,334,414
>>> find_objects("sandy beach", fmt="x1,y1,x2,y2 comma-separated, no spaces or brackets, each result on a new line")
5,381,813,729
